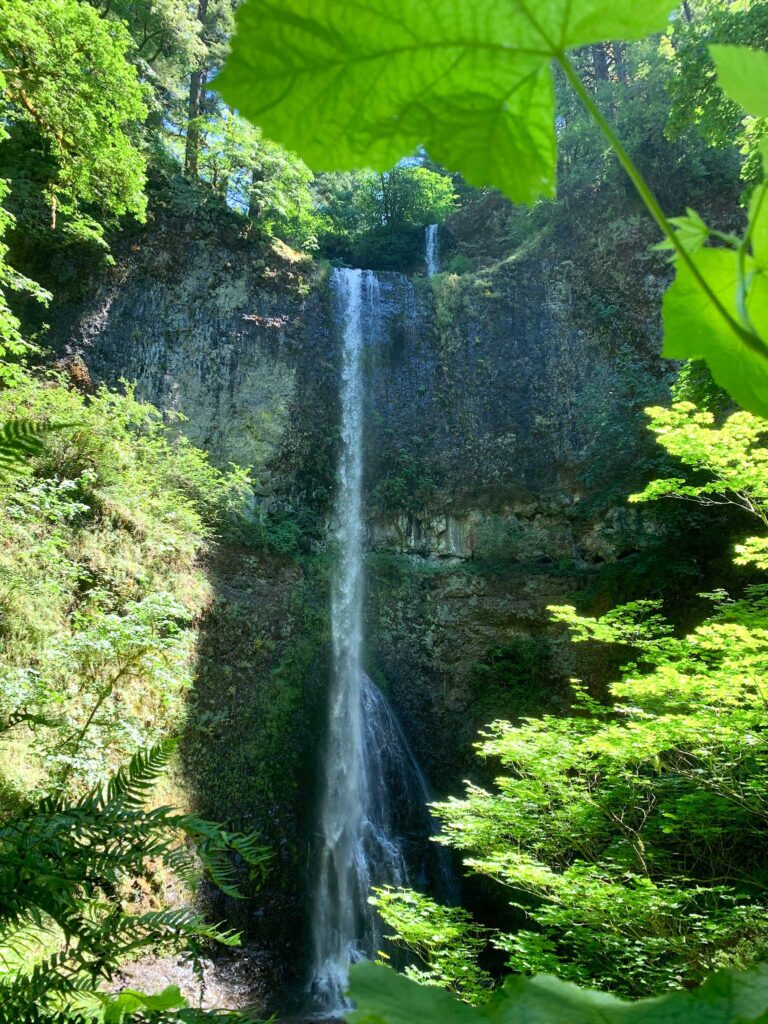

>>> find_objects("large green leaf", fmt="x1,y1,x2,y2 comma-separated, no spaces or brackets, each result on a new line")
486,968,768,1022
216,0,675,204
348,962,768,1024
666,44,768,418
710,45,768,119
349,962,478,1024
102,984,187,1022
662,248,768,419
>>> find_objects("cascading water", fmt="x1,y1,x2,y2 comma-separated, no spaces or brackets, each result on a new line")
308,268,446,1015
425,224,439,277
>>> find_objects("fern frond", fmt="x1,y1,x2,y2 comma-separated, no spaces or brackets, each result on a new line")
0,420,72,479
228,831,273,871
0,743,269,1021
86,908,242,951
104,737,178,810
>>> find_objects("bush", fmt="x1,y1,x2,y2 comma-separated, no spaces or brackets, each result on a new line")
0,374,257,802
377,396,768,997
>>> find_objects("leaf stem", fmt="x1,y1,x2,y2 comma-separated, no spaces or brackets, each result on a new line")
557,52,768,362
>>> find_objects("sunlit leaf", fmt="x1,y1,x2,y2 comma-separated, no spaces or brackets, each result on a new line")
216,0,676,205
710,44,768,119
655,208,709,254
349,962,477,1024
662,249,768,419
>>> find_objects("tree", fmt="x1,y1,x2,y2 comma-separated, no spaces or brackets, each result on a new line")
0,0,148,242
370,396,768,998
195,110,317,248
314,162,456,267
87,0,205,96
663,0,768,188
629,401,768,526
377,165,457,229
181,0,236,179
185,0,210,179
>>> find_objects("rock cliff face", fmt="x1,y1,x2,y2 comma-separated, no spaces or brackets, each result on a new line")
54,219,338,500
54,203,702,976
354,239,676,788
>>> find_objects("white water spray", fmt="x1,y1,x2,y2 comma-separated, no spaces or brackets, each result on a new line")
425,224,439,277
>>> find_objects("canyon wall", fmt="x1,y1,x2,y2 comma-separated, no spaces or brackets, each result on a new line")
52,202,721,993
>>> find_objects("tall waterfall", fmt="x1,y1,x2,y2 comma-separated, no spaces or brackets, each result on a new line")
425,224,439,277
309,268,443,1015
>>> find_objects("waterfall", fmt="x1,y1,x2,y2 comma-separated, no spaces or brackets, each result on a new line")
425,224,439,277
308,268,445,1015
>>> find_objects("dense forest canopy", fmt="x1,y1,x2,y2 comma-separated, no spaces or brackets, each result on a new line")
2,0,768,1022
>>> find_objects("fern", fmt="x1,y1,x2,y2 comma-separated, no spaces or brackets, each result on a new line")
0,741,270,1021
0,419,70,478
105,737,178,810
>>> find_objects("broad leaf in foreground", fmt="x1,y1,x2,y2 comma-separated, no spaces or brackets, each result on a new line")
710,45,768,120
657,42,768,419
488,967,768,1022
662,249,768,419
711,44,768,174
349,962,477,1024
216,0,676,204
348,962,768,1023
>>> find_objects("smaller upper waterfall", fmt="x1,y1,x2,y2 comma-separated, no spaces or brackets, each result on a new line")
425,224,440,277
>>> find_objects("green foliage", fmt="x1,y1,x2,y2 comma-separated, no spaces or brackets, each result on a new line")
315,163,457,268
0,176,50,380
659,218,768,421
0,373,257,803
629,402,768,526
629,396,768,568
0,419,64,479
0,0,149,242
664,1,768,188
553,39,737,216
349,960,768,1024
0,87,50,382
0,375,278,1019
0,737,270,1021
371,398,768,1009
711,43,768,123
217,0,675,204
88,0,206,98
181,111,318,251
218,0,768,417
670,359,731,414
370,887,493,1005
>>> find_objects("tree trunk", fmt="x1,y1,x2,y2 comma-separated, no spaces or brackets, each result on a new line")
612,42,628,84
592,44,609,82
682,1,693,23
184,0,209,179
248,167,264,220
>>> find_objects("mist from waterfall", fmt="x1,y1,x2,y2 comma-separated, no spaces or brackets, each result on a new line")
425,224,439,277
